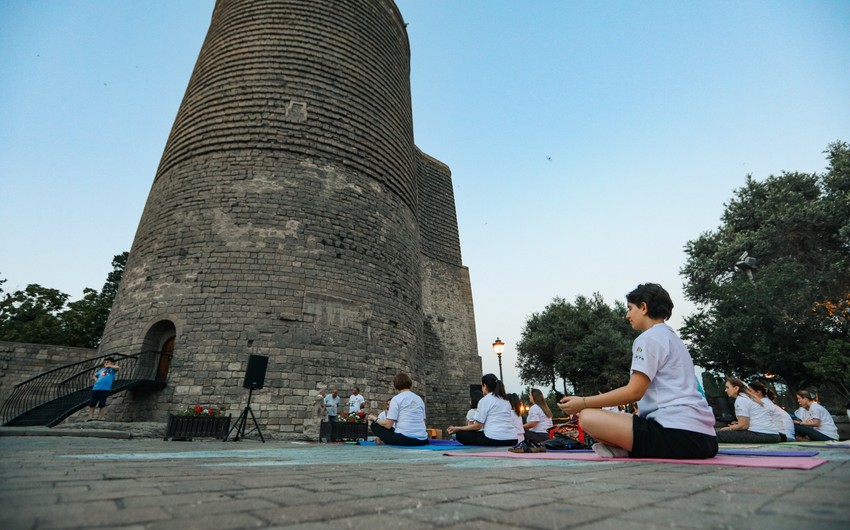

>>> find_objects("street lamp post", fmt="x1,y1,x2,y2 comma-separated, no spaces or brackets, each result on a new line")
492,337,505,382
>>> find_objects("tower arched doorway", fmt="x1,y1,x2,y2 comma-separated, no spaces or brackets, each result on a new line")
141,320,177,384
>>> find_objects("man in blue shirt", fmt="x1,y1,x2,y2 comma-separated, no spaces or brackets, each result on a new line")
87,357,119,421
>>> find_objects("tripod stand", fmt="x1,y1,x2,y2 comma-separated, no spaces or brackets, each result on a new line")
224,386,265,442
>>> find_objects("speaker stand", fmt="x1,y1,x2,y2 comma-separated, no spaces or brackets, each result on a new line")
224,387,265,443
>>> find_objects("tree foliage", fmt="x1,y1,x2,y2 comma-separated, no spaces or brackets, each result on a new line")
681,141,850,402
0,252,128,348
515,293,637,395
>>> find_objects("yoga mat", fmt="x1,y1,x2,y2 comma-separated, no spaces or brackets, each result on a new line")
782,440,850,449
356,440,478,450
443,451,827,469
717,449,819,457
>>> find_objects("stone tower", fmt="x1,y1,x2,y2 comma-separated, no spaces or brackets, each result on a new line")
98,0,481,435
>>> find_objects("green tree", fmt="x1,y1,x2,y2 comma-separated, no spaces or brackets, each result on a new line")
516,293,636,396
62,252,128,348
0,284,69,345
0,252,128,348
681,141,850,401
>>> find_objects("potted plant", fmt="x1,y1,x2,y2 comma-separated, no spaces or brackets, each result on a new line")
165,405,231,441
320,411,369,442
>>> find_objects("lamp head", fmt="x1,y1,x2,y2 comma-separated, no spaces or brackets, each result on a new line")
492,337,505,357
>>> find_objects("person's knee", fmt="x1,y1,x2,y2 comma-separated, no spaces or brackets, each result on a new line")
577,409,603,431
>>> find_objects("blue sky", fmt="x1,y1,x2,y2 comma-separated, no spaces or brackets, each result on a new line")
1,1,849,394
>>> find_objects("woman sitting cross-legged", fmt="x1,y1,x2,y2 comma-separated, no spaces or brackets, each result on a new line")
523,388,554,444
793,390,839,441
446,373,518,446
716,377,782,443
749,381,795,442
367,372,428,446
557,283,718,459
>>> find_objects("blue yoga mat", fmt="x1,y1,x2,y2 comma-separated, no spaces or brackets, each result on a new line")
356,440,479,450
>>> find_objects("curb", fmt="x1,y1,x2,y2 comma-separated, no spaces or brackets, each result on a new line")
0,426,133,439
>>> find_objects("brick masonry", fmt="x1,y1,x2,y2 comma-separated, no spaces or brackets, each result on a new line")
93,0,481,436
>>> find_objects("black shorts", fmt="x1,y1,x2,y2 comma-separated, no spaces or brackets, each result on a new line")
89,390,110,408
631,415,718,459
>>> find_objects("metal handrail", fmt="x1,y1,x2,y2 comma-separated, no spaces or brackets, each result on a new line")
0,350,163,426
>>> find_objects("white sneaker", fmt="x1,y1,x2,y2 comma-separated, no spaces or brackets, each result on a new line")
592,442,628,458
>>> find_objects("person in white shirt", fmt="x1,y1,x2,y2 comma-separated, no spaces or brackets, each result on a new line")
466,390,484,425
348,387,365,414
523,388,554,444
716,377,782,443
368,373,428,446
447,373,518,446
749,381,795,441
377,399,390,421
557,283,717,459
793,390,839,441
324,388,340,422
508,393,526,444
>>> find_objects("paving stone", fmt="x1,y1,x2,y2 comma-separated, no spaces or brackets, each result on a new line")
1,435,848,530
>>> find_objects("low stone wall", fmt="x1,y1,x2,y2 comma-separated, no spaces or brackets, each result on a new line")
0,341,97,406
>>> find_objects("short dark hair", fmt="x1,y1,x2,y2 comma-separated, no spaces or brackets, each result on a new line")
104,357,115,363
626,283,674,320
393,372,412,390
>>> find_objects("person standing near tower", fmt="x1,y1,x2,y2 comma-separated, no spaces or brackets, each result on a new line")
324,388,340,422
349,387,365,414
87,357,119,421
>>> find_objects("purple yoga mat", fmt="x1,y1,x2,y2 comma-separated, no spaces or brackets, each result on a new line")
717,449,819,457
442,450,827,470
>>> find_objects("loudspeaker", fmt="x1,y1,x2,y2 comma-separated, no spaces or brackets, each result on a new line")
243,355,268,390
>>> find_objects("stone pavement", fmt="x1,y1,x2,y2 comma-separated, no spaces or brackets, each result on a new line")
1,427,849,530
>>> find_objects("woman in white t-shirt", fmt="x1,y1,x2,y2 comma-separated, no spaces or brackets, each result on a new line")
523,388,554,444
716,377,782,443
793,390,839,441
368,372,428,446
557,284,718,459
507,393,525,444
377,399,390,422
447,373,518,446
749,381,795,441
466,390,484,425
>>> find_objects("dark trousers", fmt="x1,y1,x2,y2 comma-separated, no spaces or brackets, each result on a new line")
524,430,550,444
371,422,428,446
455,430,517,446
794,424,837,441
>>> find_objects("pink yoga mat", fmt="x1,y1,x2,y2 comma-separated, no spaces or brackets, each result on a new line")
443,450,827,470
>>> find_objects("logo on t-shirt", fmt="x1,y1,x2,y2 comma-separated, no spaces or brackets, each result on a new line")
633,346,645,362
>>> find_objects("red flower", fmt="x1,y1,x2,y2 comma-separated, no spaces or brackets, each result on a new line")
194,405,204,414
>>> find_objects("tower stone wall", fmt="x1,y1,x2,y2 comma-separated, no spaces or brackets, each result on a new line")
416,150,480,425
98,0,480,436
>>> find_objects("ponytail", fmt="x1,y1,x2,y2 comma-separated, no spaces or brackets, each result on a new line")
481,373,507,400
727,376,763,406
748,380,777,401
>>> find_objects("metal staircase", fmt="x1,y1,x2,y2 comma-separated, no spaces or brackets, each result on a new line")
1,351,166,427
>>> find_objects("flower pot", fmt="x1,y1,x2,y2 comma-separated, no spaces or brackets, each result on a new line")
165,413,232,441
320,420,368,442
